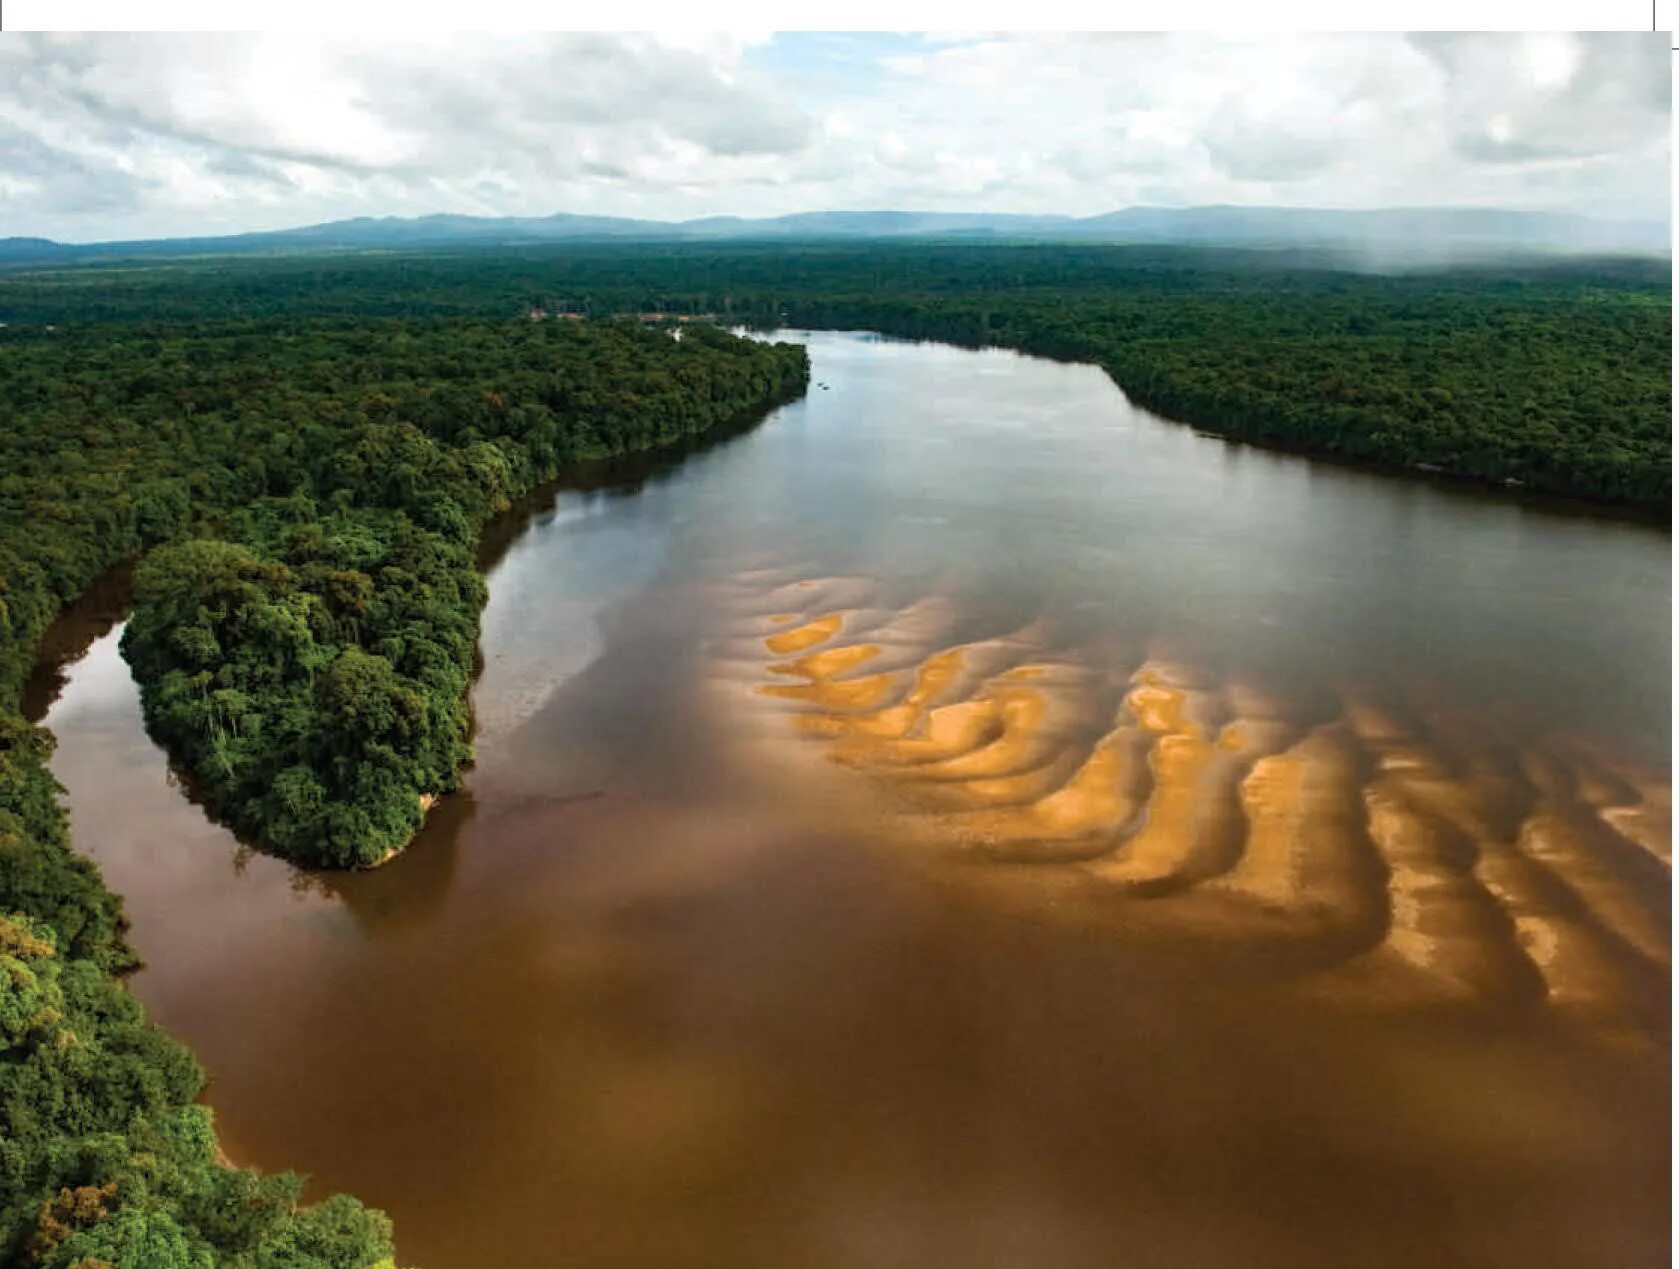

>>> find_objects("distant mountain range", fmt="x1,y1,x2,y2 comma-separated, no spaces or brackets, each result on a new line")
1,205,1668,264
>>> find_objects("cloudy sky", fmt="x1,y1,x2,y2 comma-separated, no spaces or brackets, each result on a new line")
0,30,1668,242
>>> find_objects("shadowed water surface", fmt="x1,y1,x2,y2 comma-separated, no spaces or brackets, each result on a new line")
41,332,1669,1268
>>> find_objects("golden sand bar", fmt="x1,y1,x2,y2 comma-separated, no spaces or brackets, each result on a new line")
711,569,1670,1029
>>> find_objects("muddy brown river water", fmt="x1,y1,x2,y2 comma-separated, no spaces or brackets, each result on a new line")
38,332,1671,1268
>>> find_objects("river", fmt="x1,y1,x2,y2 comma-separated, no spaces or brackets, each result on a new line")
39,331,1671,1268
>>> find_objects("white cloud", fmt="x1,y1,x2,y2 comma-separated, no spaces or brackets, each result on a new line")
1409,32,1669,164
0,30,1665,242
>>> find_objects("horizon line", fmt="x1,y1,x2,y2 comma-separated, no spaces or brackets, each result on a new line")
11,200,1673,250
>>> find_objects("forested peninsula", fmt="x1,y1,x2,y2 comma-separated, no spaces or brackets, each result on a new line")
0,240,1664,1267
0,314,805,1266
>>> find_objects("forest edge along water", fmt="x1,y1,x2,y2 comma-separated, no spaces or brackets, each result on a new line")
0,319,806,1268
30,330,1669,1269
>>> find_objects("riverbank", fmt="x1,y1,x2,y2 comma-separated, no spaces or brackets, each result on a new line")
6,244,1660,509
0,318,805,1265
765,296,1669,515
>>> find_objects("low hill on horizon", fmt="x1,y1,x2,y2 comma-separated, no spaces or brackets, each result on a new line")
1,204,1668,266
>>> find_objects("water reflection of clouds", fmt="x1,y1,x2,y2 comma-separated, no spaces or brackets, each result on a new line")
42,620,135,726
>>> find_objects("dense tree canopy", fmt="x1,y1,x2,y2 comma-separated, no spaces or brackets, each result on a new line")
0,912,399,1269
0,309,805,1265
113,320,807,866
3,242,1661,504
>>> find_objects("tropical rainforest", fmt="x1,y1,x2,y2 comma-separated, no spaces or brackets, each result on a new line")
0,239,1666,1266
1,242,1664,505
0,310,806,1266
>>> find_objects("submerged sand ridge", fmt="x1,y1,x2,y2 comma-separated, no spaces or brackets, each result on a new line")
705,567,1672,1035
